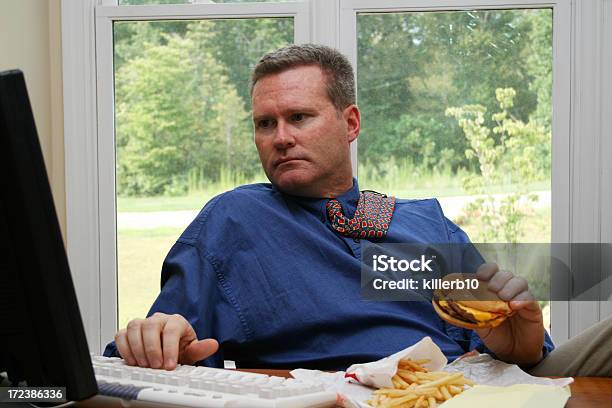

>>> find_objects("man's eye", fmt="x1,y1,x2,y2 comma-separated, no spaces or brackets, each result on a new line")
258,119,274,129
291,113,305,122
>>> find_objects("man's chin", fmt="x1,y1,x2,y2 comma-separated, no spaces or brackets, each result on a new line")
271,172,317,196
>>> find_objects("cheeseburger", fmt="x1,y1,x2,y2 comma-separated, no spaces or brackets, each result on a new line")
432,273,514,330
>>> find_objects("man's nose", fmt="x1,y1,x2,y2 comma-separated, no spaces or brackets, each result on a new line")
272,121,296,149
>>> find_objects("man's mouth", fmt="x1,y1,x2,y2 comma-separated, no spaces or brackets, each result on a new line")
274,158,304,167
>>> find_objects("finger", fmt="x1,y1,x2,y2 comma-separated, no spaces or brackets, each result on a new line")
475,263,499,281
126,319,149,367
487,269,514,292
509,291,538,310
497,276,529,301
141,316,164,369
510,294,542,323
114,329,136,366
161,315,194,370
181,338,219,366
458,350,479,360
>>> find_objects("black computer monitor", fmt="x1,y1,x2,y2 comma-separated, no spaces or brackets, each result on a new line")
0,70,98,401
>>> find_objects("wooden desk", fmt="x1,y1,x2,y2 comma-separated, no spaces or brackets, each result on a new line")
565,377,612,408
242,371,612,407
76,371,612,408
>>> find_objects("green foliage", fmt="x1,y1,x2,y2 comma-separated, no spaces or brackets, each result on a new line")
446,88,550,242
358,157,468,198
357,9,552,175
114,8,552,208
114,18,292,196
192,18,293,104
115,32,252,196
524,9,553,130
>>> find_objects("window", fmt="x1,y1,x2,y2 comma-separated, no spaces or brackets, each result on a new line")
113,17,293,329
357,9,552,243
64,0,577,352
85,1,307,346
356,7,553,330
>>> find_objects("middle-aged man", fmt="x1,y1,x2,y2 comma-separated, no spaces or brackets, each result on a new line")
105,44,612,377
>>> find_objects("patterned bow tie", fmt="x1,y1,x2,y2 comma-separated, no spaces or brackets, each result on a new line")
326,190,396,241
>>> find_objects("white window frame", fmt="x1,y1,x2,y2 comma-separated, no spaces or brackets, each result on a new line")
63,0,610,354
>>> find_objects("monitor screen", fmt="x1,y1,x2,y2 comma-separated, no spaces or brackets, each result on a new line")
0,70,98,401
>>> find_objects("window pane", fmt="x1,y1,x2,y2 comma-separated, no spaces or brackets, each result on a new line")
119,0,298,5
114,18,293,329
119,0,190,4
357,9,552,328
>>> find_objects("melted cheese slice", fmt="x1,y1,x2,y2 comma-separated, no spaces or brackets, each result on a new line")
458,304,499,321
439,300,500,322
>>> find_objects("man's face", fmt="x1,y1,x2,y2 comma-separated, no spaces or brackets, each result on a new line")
252,65,359,197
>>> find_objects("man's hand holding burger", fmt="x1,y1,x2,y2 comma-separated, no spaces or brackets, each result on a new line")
474,263,545,367
433,263,545,367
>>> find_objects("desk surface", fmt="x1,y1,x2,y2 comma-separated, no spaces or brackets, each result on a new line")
243,371,612,407
76,371,612,408
565,377,612,407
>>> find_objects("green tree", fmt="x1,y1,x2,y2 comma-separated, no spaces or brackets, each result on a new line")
523,9,553,130
357,9,551,175
114,18,292,197
115,32,253,196
446,88,549,242
190,18,293,106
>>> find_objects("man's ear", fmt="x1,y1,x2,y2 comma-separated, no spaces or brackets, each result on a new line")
343,104,361,143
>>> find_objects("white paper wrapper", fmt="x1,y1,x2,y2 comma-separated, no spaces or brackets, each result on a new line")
289,369,374,408
444,354,573,388
290,338,573,408
343,336,447,388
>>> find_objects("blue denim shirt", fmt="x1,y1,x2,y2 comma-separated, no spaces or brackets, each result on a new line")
104,179,554,369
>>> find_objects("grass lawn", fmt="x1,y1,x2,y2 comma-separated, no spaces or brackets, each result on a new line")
117,180,551,213
118,194,215,213
458,207,552,243
361,179,550,203
117,227,184,329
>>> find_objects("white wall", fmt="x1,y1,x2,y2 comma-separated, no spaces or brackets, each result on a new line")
0,0,65,238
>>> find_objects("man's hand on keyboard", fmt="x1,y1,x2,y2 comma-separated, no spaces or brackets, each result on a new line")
115,312,219,371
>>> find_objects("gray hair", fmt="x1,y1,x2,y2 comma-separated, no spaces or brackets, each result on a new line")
250,43,356,110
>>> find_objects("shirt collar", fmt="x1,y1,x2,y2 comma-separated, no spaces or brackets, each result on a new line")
277,178,361,220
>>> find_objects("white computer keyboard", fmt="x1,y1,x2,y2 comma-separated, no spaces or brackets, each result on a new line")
91,355,337,408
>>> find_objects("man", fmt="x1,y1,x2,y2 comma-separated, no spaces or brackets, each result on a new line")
104,44,554,372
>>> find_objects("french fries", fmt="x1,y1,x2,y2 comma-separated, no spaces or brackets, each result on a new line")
366,358,474,408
